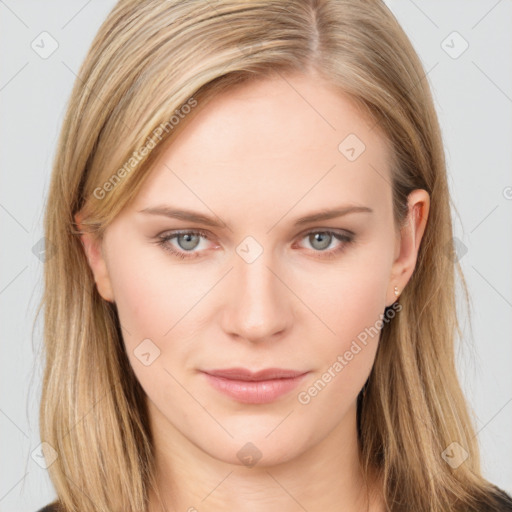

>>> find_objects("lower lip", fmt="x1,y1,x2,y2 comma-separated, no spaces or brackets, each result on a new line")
202,372,309,404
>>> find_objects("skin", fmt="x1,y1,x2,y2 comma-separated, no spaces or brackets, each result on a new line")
77,71,429,512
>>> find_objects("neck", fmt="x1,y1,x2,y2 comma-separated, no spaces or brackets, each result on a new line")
147,400,384,512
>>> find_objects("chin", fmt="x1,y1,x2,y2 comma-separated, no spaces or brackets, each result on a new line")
194,422,312,469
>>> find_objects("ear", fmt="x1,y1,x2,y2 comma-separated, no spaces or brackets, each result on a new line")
386,189,430,307
74,213,115,303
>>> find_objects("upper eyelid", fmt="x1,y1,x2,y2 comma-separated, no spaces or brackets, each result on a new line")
158,227,353,238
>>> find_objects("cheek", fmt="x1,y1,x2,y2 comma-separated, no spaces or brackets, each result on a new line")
105,239,221,388
107,240,208,341
294,247,391,400
299,247,391,344
106,243,205,397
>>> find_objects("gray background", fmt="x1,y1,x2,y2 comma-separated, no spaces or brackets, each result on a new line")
1,1,511,510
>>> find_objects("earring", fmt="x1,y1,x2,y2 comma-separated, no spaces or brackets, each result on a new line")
394,286,399,297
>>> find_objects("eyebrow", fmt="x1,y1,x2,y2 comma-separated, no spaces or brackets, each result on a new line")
137,204,374,229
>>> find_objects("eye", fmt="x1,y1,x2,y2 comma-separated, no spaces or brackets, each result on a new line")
296,230,354,258
154,228,355,260
154,230,214,260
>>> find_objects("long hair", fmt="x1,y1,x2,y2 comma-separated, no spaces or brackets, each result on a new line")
38,0,505,510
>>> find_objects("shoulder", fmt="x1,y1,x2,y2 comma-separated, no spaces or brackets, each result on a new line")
482,486,512,511
35,489,512,512
36,503,60,512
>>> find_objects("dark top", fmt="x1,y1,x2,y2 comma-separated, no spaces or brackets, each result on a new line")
37,486,512,511
487,487,512,511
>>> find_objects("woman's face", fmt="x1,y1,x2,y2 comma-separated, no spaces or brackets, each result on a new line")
81,72,428,468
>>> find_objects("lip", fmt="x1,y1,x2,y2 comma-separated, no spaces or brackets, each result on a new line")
201,367,309,404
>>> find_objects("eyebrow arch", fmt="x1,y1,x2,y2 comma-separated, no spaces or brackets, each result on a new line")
137,204,373,229
138,206,228,228
292,205,373,226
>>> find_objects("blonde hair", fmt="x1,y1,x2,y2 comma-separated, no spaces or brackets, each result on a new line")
38,0,505,510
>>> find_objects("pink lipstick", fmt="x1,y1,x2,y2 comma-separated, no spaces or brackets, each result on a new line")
201,367,309,404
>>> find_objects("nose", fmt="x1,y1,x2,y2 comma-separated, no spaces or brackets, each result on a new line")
220,247,292,343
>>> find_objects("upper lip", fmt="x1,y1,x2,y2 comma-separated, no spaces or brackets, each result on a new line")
202,367,308,381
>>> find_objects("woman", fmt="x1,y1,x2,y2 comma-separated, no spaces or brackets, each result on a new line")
36,0,512,511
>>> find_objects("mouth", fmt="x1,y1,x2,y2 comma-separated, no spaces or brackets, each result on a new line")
200,367,310,404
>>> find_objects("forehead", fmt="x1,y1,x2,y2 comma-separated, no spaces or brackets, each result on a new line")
131,73,393,222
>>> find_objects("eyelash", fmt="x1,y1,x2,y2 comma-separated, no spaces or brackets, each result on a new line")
154,229,355,261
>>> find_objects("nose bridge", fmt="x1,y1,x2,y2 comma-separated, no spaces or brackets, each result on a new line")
222,239,290,342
